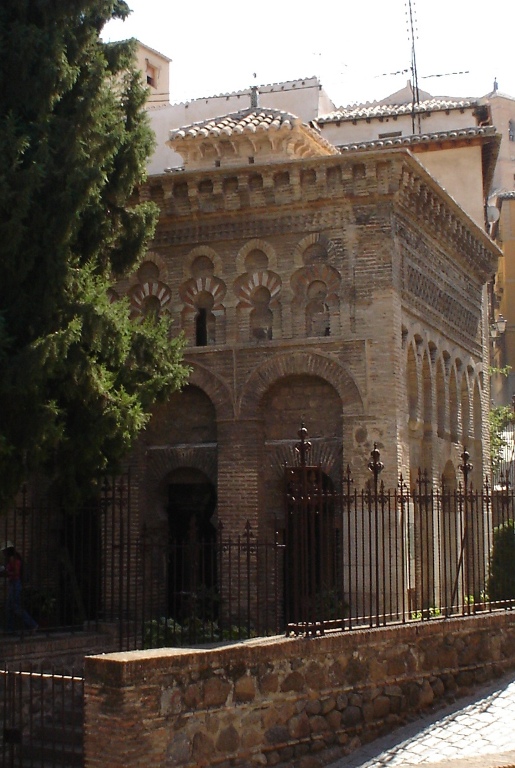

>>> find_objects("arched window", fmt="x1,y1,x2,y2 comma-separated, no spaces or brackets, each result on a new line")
141,295,162,321
306,280,330,337
250,286,273,340
195,291,215,346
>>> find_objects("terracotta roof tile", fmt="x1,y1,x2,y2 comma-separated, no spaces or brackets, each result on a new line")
170,108,302,141
170,77,320,106
336,125,496,152
317,98,478,124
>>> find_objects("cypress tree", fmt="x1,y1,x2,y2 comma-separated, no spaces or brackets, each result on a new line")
0,1,188,505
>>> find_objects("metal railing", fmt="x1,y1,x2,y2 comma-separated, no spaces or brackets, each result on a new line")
0,464,514,648
1,442,515,768
0,665,84,767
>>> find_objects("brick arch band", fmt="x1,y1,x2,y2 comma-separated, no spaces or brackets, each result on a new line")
238,351,364,419
185,361,235,421
143,446,218,527
146,445,218,488
292,233,339,269
129,280,172,314
179,275,226,309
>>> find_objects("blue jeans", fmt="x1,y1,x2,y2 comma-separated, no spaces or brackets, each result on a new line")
6,580,37,632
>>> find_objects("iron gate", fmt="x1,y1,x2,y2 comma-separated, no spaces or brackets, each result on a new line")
0,665,84,767
284,424,343,634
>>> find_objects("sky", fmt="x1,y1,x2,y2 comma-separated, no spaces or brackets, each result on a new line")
103,0,515,108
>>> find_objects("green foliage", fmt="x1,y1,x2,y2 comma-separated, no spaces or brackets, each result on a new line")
489,366,514,472
143,585,256,648
489,405,515,473
23,587,57,625
143,616,256,649
0,1,189,505
410,605,441,620
487,519,515,604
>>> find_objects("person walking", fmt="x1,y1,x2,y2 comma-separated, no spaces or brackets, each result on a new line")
0,542,38,634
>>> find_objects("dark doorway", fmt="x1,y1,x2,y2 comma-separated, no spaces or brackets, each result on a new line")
284,464,342,633
59,502,100,628
167,470,217,621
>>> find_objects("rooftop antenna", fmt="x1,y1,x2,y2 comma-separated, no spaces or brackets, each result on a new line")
376,4,470,121
406,0,420,133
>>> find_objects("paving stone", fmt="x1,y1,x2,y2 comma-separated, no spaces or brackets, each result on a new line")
325,670,515,768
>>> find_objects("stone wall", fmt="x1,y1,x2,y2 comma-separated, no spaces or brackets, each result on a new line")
84,612,515,768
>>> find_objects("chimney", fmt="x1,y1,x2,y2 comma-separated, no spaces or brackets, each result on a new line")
250,85,259,109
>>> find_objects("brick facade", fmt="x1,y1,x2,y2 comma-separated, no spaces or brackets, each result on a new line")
113,148,499,615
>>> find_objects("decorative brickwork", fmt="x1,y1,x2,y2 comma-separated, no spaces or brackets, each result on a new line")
115,149,499,613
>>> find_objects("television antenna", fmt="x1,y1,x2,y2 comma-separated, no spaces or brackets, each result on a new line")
375,2,471,134
407,0,421,133
374,1,423,132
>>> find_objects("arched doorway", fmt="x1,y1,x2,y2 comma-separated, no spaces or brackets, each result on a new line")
260,376,344,629
261,373,343,525
167,468,217,620
284,463,342,632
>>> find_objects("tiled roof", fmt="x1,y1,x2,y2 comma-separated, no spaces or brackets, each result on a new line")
317,98,478,124
336,125,496,152
136,40,172,62
171,78,320,107
170,108,303,140
483,91,515,103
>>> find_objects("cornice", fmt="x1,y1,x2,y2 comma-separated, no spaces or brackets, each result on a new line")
396,158,500,282
143,149,500,283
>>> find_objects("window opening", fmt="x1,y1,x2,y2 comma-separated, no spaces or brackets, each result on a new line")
196,308,208,346
146,63,157,88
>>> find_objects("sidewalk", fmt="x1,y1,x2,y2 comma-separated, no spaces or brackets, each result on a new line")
327,670,515,768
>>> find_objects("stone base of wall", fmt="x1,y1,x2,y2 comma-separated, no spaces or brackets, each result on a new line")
84,613,515,768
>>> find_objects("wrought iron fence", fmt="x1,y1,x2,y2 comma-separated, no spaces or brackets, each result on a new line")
0,473,134,641
0,457,514,649
1,442,515,768
0,664,84,767
139,522,284,649
282,446,515,635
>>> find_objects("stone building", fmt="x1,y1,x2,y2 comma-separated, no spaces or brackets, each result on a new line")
134,41,171,108
315,88,498,230
112,99,499,555
484,91,515,404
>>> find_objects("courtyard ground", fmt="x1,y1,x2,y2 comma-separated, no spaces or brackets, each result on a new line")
327,669,515,768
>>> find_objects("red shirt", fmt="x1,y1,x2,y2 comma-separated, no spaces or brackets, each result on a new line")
5,554,22,583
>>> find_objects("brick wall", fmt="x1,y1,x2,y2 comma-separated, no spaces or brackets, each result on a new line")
119,151,499,543
84,612,515,768
111,150,501,635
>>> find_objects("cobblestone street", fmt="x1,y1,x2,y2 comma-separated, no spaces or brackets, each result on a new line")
327,670,515,768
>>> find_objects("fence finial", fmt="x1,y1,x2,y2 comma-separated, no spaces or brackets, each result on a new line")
295,422,311,467
459,447,473,487
368,442,384,484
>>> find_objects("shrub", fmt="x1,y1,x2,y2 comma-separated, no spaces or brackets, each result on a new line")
143,616,255,649
487,519,515,603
